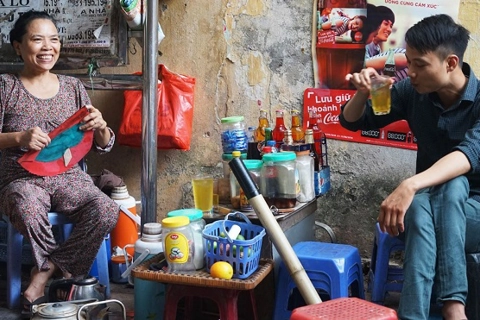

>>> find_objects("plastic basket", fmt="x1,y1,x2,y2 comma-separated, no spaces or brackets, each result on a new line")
202,212,266,279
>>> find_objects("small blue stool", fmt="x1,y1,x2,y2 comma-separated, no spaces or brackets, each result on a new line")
88,235,111,298
368,222,405,304
273,241,365,320
4,213,111,309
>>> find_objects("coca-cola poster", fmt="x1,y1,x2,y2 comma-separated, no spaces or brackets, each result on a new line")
305,0,460,150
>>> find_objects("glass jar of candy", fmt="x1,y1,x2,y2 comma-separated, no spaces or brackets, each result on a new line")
221,116,248,153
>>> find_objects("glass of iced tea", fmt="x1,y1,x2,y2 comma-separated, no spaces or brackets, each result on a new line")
192,175,214,216
370,75,391,115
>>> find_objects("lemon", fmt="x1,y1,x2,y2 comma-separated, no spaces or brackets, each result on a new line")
210,261,234,279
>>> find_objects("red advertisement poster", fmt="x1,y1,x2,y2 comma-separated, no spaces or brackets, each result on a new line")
304,88,417,149
305,0,460,150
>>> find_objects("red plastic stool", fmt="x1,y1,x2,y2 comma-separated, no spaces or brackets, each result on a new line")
164,284,257,320
157,260,273,320
290,297,398,320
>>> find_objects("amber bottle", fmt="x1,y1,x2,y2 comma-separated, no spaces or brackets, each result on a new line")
254,109,270,142
291,109,305,143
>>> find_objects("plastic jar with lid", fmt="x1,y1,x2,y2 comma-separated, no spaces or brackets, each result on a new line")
221,116,248,153
293,144,315,203
167,209,206,270
238,160,263,212
222,152,247,178
260,151,299,209
161,216,196,272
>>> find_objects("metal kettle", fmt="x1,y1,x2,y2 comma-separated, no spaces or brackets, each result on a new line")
31,301,80,320
48,276,106,302
31,299,126,320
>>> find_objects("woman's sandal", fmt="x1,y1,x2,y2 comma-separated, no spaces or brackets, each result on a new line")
21,294,48,318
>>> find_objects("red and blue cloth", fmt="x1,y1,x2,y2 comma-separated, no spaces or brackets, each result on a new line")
18,107,93,176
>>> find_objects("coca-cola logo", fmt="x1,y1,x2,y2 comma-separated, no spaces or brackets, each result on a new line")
323,113,339,124
170,234,179,240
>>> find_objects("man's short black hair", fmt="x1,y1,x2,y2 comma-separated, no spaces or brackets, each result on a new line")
405,14,470,63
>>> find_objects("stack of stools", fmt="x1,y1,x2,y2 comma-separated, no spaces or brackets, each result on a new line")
273,241,365,320
290,297,397,319
368,222,405,304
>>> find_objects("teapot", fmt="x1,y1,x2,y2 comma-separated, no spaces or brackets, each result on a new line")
48,276,106,302
31,299,126,320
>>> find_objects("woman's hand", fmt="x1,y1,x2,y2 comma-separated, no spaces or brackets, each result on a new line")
80,105,107,131
81,105,112,148
20,127,51,151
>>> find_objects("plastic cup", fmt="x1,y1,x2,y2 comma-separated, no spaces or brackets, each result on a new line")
192,175,214,215
370,76,391,115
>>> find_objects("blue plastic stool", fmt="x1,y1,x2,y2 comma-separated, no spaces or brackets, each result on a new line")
4,212,111,309
273,241,365,320
88,235,111,299
368,222,405,304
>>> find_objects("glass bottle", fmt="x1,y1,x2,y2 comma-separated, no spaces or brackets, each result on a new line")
305,129,320,196
283,129,294,146
383,49,396,77
291,109,305,143
254,109,270,142
272,110,287,150
308,110,323,164
264,127,273,142
261,127,274,155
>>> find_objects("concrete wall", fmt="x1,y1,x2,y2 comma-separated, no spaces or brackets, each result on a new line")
84,0,480,259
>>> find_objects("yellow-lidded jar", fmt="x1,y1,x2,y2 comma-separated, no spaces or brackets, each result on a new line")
167,209,206,270
161,216,196,272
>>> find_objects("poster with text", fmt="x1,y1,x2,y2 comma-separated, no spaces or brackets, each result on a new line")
304,0,460,150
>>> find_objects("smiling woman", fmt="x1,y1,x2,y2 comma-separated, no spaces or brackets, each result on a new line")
11,14,62,98
0,10,119,316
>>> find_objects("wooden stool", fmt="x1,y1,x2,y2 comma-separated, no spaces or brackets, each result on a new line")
132,254,273,320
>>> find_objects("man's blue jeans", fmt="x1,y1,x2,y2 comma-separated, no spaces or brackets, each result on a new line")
398,176,480,319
